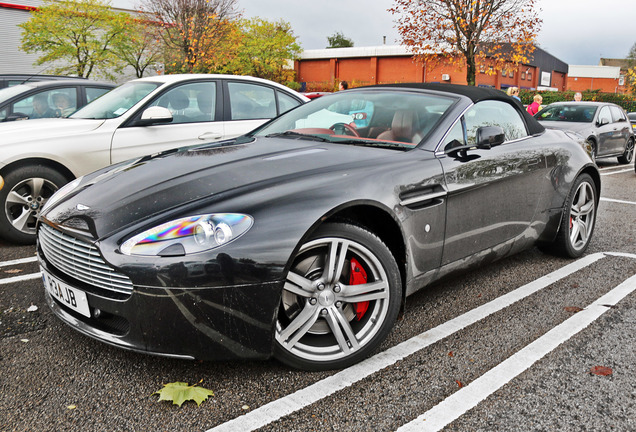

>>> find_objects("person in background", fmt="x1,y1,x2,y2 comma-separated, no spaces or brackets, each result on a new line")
526,94,542,116
506,86,521,101
52,93,75,117
574,92,582,102
31,94,56,119
339,81,348,91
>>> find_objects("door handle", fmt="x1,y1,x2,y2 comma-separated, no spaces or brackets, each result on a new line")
198,132,223,140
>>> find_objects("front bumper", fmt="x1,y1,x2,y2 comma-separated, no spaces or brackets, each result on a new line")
38,253,283,361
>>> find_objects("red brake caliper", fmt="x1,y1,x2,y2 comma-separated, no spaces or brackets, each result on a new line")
349,258,369,320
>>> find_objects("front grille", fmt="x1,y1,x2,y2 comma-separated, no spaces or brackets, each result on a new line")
39,224,133,295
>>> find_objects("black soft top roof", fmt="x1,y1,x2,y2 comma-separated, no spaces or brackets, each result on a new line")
358,82,545,135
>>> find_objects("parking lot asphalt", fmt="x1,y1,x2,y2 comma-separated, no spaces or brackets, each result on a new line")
1,160,635,432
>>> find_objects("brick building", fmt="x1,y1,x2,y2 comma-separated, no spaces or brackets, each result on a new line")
567,65,625,94
295,45,568,93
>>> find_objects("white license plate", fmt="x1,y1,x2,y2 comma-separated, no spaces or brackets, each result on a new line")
41,267,91,318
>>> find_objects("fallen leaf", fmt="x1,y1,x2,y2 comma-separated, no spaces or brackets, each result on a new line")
154,382,214,407
5,269,22,274
564,306,583,313
448,351,454,357
67,405,76,410
241,405,250,410
27,305,39,312
590,366,612,376
455,380,463,388
20,339,29,343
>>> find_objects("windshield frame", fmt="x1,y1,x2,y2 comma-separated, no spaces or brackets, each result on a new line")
71,81,161,120
252,89,457,151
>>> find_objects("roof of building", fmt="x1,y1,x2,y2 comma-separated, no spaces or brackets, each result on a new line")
568,65,621,79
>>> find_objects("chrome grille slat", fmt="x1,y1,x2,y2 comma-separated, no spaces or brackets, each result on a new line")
39,224,133,295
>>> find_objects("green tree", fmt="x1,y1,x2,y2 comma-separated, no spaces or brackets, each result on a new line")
222,18,302,84
390,0,542,86
112,15,163,78
19,0,129,79
141,0,240,73
327,32,354,48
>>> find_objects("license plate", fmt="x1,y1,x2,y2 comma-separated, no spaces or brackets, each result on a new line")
41,267,91,318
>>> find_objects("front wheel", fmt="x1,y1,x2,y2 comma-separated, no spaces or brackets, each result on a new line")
617,138,634,164
544,173,597,258
274,223,402,371
0,166,68,244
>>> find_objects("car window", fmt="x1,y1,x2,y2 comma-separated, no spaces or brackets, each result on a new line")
536,105,596,123
73,81,159,119
150,81,217,124
464,100,528,145
441,119,467,151
228,82,276,120
598,106,611,124
277,90,301,114
86,87,110,103
13,87,77,119
255,90,455,148
609,106,626,122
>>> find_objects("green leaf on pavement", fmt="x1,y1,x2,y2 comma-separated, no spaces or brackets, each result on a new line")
154,381,214,407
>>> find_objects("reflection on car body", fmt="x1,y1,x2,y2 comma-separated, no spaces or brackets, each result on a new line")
37,83,600,371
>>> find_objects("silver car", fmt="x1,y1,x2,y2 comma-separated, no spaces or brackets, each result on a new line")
536,101,634,163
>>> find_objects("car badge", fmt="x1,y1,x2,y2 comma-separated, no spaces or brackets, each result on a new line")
76,204,90,211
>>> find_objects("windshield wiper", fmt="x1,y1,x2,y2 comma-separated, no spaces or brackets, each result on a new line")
327,137,411,150
265,131,329,142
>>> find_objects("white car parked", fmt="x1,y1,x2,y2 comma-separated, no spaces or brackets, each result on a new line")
0,74,309,244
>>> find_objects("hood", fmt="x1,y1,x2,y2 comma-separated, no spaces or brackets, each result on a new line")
0,118,105,144
539,121,592,135
43,137,399,238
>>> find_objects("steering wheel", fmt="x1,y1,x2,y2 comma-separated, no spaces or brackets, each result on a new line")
330,122,360,137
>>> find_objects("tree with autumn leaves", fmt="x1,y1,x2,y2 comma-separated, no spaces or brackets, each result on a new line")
19,0,302,85
391,0,542,86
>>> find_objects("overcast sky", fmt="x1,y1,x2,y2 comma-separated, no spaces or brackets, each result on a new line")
114,0,635,66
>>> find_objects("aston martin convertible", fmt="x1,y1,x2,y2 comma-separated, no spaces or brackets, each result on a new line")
37,83,600,371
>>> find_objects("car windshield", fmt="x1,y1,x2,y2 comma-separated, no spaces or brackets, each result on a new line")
536,104,597,123
72,81,160,119
253,90,455,149
0,84,34,101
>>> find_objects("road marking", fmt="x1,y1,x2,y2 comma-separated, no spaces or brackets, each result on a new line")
0,256,37,268
397,267,636,432
0,272,42,285
600,197,636,206
206,252,625,432
600,168,633,176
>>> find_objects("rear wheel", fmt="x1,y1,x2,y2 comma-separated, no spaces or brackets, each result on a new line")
0,166,68,244
274,223,402,371
544,173,597,258
617,137,634,164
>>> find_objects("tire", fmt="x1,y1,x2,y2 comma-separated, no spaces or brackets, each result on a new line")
274,223,402,371
0,165,68,244
544,174,597,258
617,138,634,164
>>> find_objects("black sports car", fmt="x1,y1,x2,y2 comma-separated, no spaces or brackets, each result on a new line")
37,84,600,371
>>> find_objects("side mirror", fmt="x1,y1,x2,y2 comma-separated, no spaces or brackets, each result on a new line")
135,106,173,126
476,126,505,148
597,118,609,126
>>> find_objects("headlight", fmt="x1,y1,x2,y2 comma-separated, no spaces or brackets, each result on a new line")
41,177,82,213
120,213,253,256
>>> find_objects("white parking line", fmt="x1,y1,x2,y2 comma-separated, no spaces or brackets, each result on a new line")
397,266,636,432
0,256,37,268
601,197,636,206
0,272,42,285
206,252,631,432
600,168,634,176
